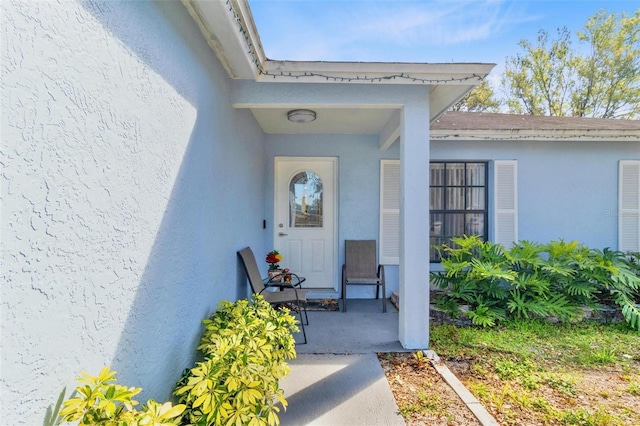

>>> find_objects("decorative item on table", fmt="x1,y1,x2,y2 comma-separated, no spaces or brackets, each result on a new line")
283,268,292,283
266,250,283,282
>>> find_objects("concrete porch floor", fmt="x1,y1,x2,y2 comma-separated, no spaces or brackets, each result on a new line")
294,298,406,354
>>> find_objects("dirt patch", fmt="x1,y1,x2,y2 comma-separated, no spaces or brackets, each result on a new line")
447,359,640,426
380,352,640,425
452,362,640,426
378,352,481,425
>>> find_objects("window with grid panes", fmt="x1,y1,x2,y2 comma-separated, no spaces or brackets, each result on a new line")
430,162,488,261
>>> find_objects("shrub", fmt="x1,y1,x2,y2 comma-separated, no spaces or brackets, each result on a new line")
174,296,298,426
624,252,640,296
432,236,640,329
58,366,185,425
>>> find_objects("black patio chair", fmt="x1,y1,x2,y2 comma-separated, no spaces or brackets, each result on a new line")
237,247,308,344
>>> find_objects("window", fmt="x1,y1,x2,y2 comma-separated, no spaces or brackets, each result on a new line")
430,162,488,261
289,171,323,228
379,159,518,265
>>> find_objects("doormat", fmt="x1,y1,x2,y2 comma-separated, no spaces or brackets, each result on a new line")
306,299,339,311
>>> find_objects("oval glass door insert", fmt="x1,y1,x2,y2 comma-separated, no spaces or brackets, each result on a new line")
289,171,323,228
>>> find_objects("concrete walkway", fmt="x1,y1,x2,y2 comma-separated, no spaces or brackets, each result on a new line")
279,353,405,425
278,299,405,425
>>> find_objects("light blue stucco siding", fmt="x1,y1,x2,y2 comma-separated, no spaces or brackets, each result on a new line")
2,1,266,423
432,139,640,250
264,136,638,294
265,134,401,298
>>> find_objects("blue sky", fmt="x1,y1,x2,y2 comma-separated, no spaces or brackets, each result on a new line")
248,0,639,83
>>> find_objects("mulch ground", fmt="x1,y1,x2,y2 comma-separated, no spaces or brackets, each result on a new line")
378,352,481,425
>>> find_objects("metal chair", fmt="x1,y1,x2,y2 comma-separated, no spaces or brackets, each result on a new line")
342,240,386,313
237,247,308,344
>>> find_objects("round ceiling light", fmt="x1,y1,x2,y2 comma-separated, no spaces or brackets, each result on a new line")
287,109,317,123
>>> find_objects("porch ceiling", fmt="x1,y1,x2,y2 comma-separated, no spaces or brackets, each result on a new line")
236,81,476,143
249,107,397,135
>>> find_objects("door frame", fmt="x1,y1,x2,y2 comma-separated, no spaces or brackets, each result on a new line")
274,156,339,292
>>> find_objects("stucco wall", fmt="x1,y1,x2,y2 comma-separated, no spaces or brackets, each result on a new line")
1,1,265,423
265,134,401,298
432,139,640,250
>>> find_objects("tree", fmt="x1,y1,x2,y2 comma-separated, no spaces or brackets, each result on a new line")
502,27,577,116
450,80,501,113
502,9,640,119
572,10,640,118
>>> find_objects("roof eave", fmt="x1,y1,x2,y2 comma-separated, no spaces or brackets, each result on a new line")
430,129,640,142
181,0,263,79
182,0,495,86
259,60,495,85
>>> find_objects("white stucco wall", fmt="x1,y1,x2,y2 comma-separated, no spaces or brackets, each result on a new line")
1,1,266,423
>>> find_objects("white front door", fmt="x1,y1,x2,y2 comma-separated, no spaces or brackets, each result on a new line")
274,157,337,290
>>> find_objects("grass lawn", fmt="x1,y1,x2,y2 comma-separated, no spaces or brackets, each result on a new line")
430,320,640,425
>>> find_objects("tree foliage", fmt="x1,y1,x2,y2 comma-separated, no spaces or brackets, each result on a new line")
573,9,640,118
451,80,501,113
502,9,640,118
503,27,577,116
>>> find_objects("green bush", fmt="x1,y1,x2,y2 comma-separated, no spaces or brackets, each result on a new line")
58,366,185,425
174,296,298,426
431,236,640,330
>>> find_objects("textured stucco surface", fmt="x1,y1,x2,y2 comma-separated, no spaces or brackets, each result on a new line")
1,1,266,423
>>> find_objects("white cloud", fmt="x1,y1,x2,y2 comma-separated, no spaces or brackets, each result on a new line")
250,0,540,62
349,1,537,46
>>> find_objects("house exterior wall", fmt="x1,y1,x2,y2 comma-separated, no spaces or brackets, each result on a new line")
264,134,401,298
264,136,638,294
432,139,640,252
1,1,266,423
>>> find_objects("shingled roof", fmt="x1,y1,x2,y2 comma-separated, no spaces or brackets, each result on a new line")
431,112,640,141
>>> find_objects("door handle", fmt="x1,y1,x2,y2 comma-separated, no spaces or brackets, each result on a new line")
278,232,288,236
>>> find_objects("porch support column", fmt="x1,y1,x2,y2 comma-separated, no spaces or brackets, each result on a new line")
399,100,430,349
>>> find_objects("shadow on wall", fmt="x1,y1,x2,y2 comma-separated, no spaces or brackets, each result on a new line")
109,110,251,401
80,0,255,402
109,111,227,402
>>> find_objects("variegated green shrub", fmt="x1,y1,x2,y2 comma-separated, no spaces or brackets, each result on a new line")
58,366,185,425
174,296,298,426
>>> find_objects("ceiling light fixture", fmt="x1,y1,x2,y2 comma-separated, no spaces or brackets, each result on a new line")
287,109,316,123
